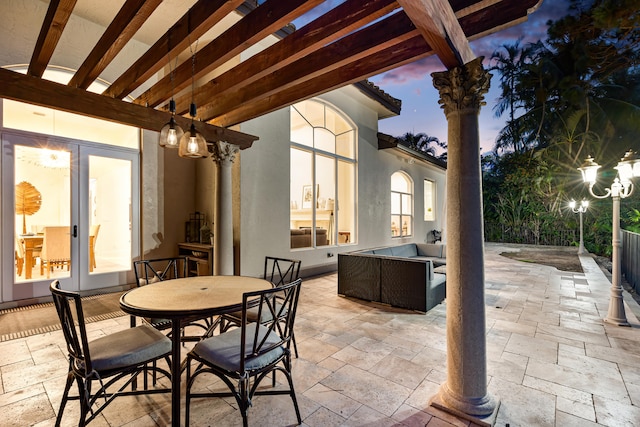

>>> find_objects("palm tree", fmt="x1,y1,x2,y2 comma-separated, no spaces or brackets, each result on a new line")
489,39,530,153
397,132,446,158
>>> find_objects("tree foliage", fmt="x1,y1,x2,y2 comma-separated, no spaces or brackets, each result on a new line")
484,0,640,255
396,132,448,160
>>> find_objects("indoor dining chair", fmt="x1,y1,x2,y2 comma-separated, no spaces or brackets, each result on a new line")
40,226,71,278
218,256,302,356
89,224,100,271
185,278,303,427
50,280,171,426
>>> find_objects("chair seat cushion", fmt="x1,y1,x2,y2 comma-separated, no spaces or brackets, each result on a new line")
191,324,283,372
89,324,172,372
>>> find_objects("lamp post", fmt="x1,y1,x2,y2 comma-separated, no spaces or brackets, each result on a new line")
569,199,588,255
578,150,640,326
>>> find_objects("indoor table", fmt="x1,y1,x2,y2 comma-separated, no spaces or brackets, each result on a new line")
120,275,272,427
20,235,43,279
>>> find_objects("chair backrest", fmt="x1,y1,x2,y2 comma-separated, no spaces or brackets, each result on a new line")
240,278,302,372
264,257,301,287
90,224,101,239
15,234,25,259
50,280,93,375
41,226,70,261
133,256,187,286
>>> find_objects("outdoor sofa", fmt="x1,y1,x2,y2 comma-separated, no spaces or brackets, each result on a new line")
338,243,446,312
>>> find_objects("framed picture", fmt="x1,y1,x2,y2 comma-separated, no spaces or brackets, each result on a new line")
302,184,317,209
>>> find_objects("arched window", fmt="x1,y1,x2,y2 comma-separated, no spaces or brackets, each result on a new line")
391,171,412,237
290,100,356,248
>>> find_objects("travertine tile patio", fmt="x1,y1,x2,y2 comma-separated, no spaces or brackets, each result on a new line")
1,242,639,426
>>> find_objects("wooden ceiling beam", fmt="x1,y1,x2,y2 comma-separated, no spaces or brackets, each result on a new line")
397,0,475,68
173,0,400,115
199,11,418,122
208,0,529,127
210,35,431,127
27,0,78,78
68,0,162,90
103,0,245,100
134,0,324,109
0,68,257,148
192,0,504,119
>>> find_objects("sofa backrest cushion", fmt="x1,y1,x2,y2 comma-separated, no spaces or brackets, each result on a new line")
372,247,393,256
391,244,418,258
416,243,444,258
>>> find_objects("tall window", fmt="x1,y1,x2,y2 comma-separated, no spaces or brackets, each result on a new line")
424,179,436,221
290,100,356,248
391,172,412,237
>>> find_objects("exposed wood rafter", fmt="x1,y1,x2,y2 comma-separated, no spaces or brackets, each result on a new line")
103,0,246,100
27,0,78,78
201,11,420,122
0,68,257,148
134,0,324,108
397,0,475,68
68,0,162,90
173,0,401,116
5,0,542,145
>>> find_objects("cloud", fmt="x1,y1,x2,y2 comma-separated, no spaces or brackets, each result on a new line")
372,56,443,86
373,0,570,87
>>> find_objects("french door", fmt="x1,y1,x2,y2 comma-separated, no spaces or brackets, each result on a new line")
1,131,139,302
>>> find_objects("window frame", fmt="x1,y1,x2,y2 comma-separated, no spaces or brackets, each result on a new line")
391,171,413,238
289,100,357,248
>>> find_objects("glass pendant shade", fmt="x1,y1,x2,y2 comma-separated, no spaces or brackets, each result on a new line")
159,100,183,148
178,123,208,158
159,116,184,148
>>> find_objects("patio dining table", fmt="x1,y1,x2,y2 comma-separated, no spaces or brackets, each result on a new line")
119,275,272,427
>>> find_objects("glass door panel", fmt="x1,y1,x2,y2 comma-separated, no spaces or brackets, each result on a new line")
14,144,72,283
2,131,139,302
87,155,132,275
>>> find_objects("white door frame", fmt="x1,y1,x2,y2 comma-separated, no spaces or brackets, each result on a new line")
1,129,139,303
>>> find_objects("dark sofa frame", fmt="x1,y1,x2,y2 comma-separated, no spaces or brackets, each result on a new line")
337,243,446,312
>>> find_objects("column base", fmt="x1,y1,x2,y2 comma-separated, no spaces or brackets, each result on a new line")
430,384,500,427
606,296,630,326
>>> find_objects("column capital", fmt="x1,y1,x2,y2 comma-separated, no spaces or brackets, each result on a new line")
211,141,240,165
432,57,491,116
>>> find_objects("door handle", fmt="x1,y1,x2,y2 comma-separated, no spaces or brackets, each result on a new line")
73,225,78,238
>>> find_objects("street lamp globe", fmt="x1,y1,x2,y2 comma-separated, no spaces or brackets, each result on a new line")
569,199,588,255
616,149,640,184
579,155,600,185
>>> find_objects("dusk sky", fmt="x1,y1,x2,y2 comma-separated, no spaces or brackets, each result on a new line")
369,0,572,154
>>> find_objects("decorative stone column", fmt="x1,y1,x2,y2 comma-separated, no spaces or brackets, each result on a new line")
212,141,239,276
430,57,498,425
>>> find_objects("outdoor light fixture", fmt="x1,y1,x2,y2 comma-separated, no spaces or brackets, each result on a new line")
569,199,588,255
578,149,640,325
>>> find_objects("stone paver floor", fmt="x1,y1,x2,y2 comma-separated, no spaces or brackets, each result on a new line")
1,242,639,426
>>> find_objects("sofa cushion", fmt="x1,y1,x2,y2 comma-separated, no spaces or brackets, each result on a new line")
373,247,393,256
416,243,444,258
391,244,418,258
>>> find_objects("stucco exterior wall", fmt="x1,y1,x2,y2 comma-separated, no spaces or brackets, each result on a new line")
238,86,446,279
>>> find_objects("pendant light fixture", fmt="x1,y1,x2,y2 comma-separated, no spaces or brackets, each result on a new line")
158,49,183,149
178,40,208,158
